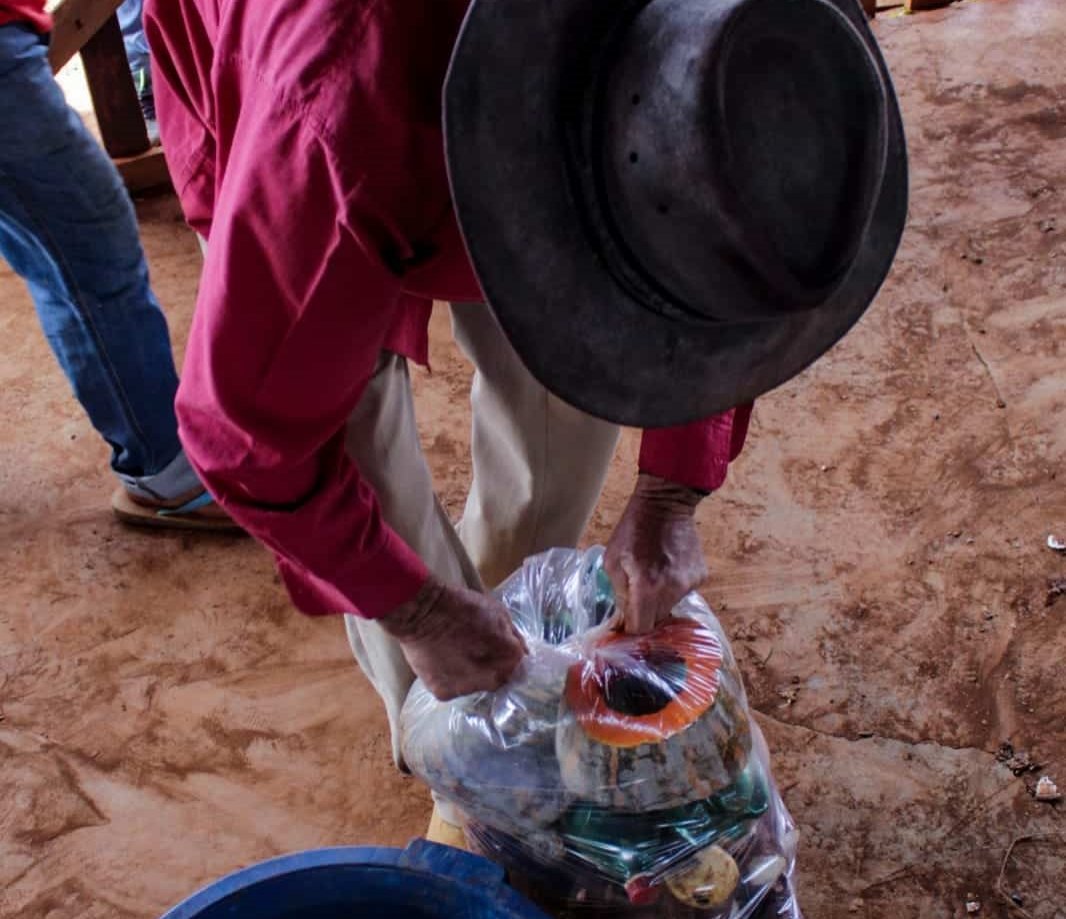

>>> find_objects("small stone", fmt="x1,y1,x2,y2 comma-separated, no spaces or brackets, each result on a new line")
777,686,799,706
849,898,864,913
965,894,980,914
1035,776,1062,802
1048,534,1066,553
950,530,962,538
973,256,984,265
933,412,941,421
1010,893,1025,906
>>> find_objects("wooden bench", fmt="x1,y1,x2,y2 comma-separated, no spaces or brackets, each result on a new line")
48,0,170,192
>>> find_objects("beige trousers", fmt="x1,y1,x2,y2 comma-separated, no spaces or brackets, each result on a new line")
344,303,621,766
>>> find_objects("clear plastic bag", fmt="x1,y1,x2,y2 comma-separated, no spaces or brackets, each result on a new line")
401,548,802,918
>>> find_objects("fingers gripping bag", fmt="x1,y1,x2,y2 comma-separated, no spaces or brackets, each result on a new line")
401,548,803,918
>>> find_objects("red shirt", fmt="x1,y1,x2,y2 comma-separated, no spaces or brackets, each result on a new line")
145,0,753,620
0,0,50,31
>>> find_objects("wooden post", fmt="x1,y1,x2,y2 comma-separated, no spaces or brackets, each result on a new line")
47,0,169,191
48,0,125,74
78,12,151,159
115,149,172,193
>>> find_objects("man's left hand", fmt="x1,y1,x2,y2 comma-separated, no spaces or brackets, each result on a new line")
604,473,709,634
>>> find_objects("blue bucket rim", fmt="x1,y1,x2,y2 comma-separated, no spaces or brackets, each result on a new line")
159,840,549,919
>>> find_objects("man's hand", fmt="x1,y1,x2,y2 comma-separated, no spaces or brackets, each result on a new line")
382,577,527,701
604,473,709,634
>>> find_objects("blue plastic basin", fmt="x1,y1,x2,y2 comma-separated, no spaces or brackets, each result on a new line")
160,840,549,919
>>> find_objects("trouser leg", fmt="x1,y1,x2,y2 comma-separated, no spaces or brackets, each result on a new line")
341,353,482,767
450,303,621,588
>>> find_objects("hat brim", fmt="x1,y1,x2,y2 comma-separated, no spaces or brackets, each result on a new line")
444,0,908,428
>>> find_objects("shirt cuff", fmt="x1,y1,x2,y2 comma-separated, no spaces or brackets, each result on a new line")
638,408,746,493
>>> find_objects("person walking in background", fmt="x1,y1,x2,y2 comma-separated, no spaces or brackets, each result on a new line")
0,0,236,530
116,0,157,143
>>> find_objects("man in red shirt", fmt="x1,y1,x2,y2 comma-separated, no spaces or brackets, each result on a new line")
145,0,751,744
144,0,905,807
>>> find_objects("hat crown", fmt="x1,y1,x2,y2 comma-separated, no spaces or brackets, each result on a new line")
595,0,890,322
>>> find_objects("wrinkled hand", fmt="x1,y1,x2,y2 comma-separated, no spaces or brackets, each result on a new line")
382,577,527,701
604,474,709,634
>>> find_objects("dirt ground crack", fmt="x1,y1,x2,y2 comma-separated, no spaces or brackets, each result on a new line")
753,708,999,760
969,339,1008,409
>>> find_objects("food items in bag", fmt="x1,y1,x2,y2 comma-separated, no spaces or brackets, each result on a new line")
404,662,575,830
401,548,802,918
665,845,740,909
557,616,752,811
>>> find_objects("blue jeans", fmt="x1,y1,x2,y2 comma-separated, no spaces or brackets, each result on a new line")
117,0,149,74
0,23,198,500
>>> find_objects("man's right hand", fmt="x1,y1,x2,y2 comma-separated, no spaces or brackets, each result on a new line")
381,577,527,701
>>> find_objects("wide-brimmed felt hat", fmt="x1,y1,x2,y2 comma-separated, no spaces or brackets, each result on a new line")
444,0,908,427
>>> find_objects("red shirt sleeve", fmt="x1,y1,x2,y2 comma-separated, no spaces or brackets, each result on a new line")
0,1,50,32
144,0,219,237
176,103,429,619
637,404,754,493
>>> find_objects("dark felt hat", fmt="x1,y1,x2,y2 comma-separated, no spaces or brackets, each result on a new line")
444,0,908,427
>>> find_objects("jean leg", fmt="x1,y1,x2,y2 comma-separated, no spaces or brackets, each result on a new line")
0,25,195,496
117,0,150,77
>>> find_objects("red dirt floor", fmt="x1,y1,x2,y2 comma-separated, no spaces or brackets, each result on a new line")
1,1,1064,917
